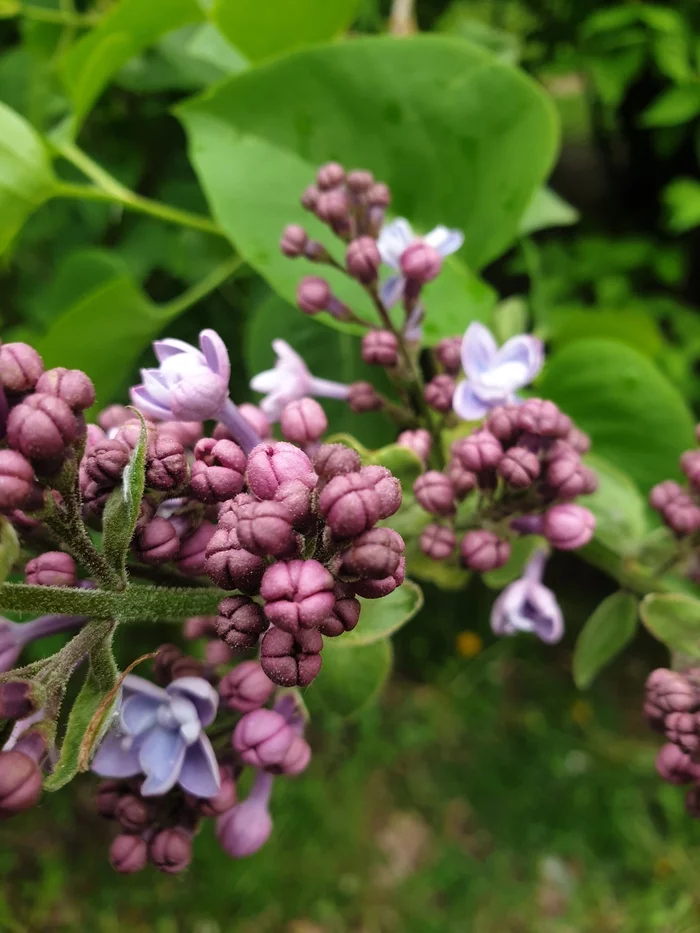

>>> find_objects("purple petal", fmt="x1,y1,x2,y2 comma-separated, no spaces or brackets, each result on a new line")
307,377,351,401
167,676,219,728
461,322,498,380
377,218,414,267
122,675,169,704
249,368,278,394
487,335,544,392
379,274,405,309
452,380,489,421
120,694,160,736
423,225,464,256
200,329,231,385
130,385,173,421
91,730,142,778
153,338,200,364
141,369,173,406
490,581,527,637
529,584,565,644
179,735,221,798
139,725,186,796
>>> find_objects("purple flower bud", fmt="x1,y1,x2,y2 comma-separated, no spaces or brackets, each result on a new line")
517,399,566,438
313,443,362,481
543,504,595,550
316,161,345,190
149,828,192,874
85,439,129,486
217,492,255,530
545,455,587,499
190,461,243,504
217,771,273,858
237,500,296,557
246,442,317,500
397,429,431,463
199,775,238,817
664,711,700,755
460,531,511,572
280,398,327,445
362,330,399,368
347,237,381,284
0,343,43,394
238,404,272,440
274,480,313,531
319,471,382,538
0,681,35,721
0,450,34,510
297,276,331,315
424,374,455,413
318,582,361,637
400,241,442,282
301,183,320,211
8,393,77,463
25,551,76,587
280,224,308,257
646,670,697,729
354,555,405,598
233,708,296,769
205,638,233,666
145,436,188,492
681,450,700,490
566,427,590,453
0,750,42,818
499,446,541,489
98,404,130,433
219,661,275,713
655,743,700,784
115,793,151,833
359,465,402,519
260,626,323,686
176,521,216,576
649,480,685,512
316,188,350,224
664,497,700,536
115,418,158,452
340,527,405,580
35,367,95,412
419,524,456,561
347,381,383,413
96,779,125,819
347,168,374,192
484,405,521,444
446,459,477,499
413,471,455,516
156,421,202,448
453,431,503,473
109,834,148,874
153,644,206,685
434,337,462,374
261,559,335,633
135,518,180,564
368,182,391,208
216,596,268,651
206,528,266,593
183,616,215,640
277,735,311,776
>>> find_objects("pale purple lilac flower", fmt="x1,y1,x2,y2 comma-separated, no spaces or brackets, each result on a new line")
490,549,564,644
250,340,350,422
452,322,544,421
131,330,260,453
377,218,463,308
91,674,220,798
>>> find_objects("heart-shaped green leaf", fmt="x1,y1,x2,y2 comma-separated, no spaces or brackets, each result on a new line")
343,579,424,647
573,590,638,689
640,592,700,659
312,636,392,717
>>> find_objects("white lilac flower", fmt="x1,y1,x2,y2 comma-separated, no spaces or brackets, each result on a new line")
452,322,544,421
250,339,350,422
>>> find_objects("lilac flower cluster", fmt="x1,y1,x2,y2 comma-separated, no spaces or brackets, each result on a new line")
649,426,700,538
644,667,700,818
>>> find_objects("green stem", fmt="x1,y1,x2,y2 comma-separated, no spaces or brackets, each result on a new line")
17,3,98,26
53,141,226,237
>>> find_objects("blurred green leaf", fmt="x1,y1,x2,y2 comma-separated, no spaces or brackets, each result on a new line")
102,414,147,579
61,0,203,131
573,590,639,689
179,36,556,339
540,339,695,493
186,22,248,74
213,0,360,62
406,546,470,590
664,178,700,234
368,444,423,487
547,308,663,359
0,518,20,585
0,101,57,255
312,636,392,716
342,580,424,647
582,453,648,557
640,593,700,658
492,296,528,344
483,536,545,590
641,85,700,128
518,187,579,237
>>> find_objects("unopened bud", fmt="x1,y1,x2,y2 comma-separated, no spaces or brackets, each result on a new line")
348,381,383,413
413,471,455,516
110,834,148,874
246,442,317,501
149,828,192,874
0,750,42,818
316,162,345,190
237,500,296,558
146,436,188,492
35,367,95,412
400,241,442,283
313,443,362,480
205,528,266,593
354,555,405,598
517,399,565,438
26,551,76,587
260,625,323,687
319,471,381,538
499,447,541,489
216,596,268,651
340,527,405,579
420,524,456,560
8,393,77,463
0,450,35,510
424,375,455,413
346,169,374,193
543,504,595,550
460,530,510,572
219,661,275,713
280,397,327,445
176,521,216,576
346,237,381,284
485,405,521,444
397,429,431,463
135,518,179,564
0,343,43,394
261,559,335,633
446,459,477,498
297,276,331,315
318,582,361,637
362,330,398,367
280,224,308,258
85,439,129,486
434,337,462,374
453,431,503,473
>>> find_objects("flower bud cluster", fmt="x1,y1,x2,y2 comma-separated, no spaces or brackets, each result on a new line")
649,433,700,537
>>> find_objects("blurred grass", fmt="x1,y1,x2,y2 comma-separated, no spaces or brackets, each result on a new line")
2,629,700,933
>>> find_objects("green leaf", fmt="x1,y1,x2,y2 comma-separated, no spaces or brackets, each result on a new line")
492,296,528,345
61,0,203,132
640,593,700,659
368,444,423,487
582,453,648,556
186,22,248,75
406,543,470,591
540,338,695,494
45,624,118,791
213,0,360,62
0,101,57,255
518,187,579,237
343,580,424,647
573,590,639,689
641,85,700,128
483,536,545,589
312,637,392,717
102,413,148,579
179,36,556,338
0,518,20,585
547,307,664,360
664,178,700,234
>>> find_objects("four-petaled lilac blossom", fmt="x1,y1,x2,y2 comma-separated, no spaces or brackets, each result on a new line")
452,323,544,421
490,549,564,645
376,218,463,307
250,340,350,422
91,674,220,798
